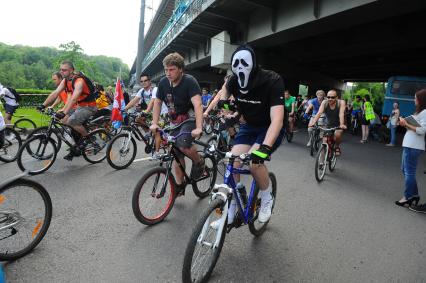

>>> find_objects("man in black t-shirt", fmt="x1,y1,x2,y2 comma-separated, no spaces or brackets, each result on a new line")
218,45,285,224
150,52,204,194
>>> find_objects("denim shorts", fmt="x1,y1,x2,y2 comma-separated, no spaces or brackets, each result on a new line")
4,104,18,115
234,124,284,152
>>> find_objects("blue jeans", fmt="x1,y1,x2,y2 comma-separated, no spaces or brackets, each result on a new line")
401,147,423,199
390,125,397,145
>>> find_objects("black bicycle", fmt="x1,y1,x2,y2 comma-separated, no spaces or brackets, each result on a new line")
132,119,217,226
0,171,52,261
106,112,159,170
309,123,321,157
0,127,22,163
17,108,111,175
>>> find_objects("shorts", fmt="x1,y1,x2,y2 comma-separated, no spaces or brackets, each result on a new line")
234,124,284,153
4,104,18,115
351,109,362,117
170,119,195,149
361,116,370,126
68,106,97,126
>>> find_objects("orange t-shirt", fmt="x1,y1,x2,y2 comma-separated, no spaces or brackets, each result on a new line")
58,90,77,109
65,77,96,107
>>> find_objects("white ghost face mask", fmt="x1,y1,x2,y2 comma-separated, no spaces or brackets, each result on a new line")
231,50,253,94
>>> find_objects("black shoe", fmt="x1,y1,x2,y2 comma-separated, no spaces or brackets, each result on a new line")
190,159,206,180
63,152,74,161
175,183,186,197
409,203,426,213
395,197,420,207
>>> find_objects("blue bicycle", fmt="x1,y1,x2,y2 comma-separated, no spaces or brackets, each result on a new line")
182,148,277,282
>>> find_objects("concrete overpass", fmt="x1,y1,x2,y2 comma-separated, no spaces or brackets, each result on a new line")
134,0,426,96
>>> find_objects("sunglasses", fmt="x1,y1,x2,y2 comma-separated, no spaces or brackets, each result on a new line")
327,96,337,99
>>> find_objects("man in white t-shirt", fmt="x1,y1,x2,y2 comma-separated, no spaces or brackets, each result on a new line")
125,73,167,160
0,84,19,125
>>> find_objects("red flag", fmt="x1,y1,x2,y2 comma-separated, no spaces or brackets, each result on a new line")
111,79,124,122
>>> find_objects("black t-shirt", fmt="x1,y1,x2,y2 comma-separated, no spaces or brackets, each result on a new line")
226,69,284,127
157,74,201,115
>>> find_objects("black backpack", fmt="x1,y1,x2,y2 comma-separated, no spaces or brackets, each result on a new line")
5,87,21,102
65,72,99,102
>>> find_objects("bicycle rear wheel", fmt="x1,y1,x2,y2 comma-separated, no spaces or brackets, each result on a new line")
17,135,57,175
248,172,277,236
192,155,217,199
106,133,137,170
132,167,176,225
315,144,328,182
82,129,111,164
0,128,22,163
13,118,36,140
0,178,52,261
182,198,226,283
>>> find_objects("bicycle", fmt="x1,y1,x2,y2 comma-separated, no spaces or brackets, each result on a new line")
0,127,22,163
315,127,341,182
17,108,111,175
182,149,277,283
350,111,362,135
12,115,37,140
0,171,52,261
106,112,159,170
309,123,321,157
132,119,217,226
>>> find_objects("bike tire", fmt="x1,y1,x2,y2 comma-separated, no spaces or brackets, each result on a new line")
329,145,337,172
132,167,176,225
27,126,62,152
0,178,52,261
315,144,327,182
248,172,277,237
0,128,22,163
17,135,57,175
82,129,111,164
182,198,226,283
192,154,217,199
13,118,36,140
106,133,137,170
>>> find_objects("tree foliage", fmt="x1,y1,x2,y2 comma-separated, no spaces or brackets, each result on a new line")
0,42,129,90
346,82,385,113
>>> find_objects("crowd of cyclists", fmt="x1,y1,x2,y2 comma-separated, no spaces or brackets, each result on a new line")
2,43,425,282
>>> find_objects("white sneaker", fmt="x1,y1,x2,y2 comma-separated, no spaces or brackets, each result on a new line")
149,152,160,161
306,140,311,147
258,193,274,223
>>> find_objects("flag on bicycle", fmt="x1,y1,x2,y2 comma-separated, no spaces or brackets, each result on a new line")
111,78,126,128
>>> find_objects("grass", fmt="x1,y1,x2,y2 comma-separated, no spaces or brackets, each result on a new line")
1,105,50,127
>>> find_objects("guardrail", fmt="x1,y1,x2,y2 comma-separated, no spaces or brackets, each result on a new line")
142,0,214,71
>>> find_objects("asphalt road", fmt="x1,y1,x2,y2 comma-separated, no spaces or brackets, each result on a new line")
1,131,426,283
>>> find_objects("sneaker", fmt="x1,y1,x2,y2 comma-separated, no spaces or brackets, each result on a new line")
258,193,274,223
190,159,206,180
385,143,395,147
149,151,161,161
175,183,186,197
409,203,426,214
63,152,74,161
306,140,312,147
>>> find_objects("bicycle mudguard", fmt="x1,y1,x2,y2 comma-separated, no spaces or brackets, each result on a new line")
0,171,29,189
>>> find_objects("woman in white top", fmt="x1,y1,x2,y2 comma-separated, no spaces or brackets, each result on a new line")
0,111,5,148
395,89,426,208
386,102,400,146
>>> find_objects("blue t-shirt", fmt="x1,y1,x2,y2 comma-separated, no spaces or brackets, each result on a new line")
309,98,321,115
201,94,212,107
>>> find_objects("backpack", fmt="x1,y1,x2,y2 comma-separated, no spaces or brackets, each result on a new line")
65,72,99,102
139,89,149,110
5,87,21,102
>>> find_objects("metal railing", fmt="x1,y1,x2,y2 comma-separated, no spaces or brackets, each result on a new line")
141,0,214,71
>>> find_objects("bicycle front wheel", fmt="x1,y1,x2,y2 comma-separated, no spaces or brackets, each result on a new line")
182,198,226,283
0,178,52,261
132,167,176,225
13,118,36,140
28,127,62,152
17,135,57,175
192,155,217,199
82,129,111,164
106,133,137,170
315,144,328,182
248,172,277,236
0,128,22,163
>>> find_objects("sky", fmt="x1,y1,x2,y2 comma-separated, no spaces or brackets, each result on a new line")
0,0,160,68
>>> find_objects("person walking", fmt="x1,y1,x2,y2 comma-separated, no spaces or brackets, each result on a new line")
394,89,426,209
386,102,400,146
360,95,375,143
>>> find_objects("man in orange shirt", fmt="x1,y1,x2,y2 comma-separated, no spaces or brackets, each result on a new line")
48,72,77,123
40,61,97,160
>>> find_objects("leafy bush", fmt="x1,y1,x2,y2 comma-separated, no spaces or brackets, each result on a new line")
20,94,49,106
16,89,53,94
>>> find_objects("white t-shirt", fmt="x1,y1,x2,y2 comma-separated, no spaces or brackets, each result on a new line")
137,87,168,115
402,109,426,151
0,85,18,106
0,111,5,130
